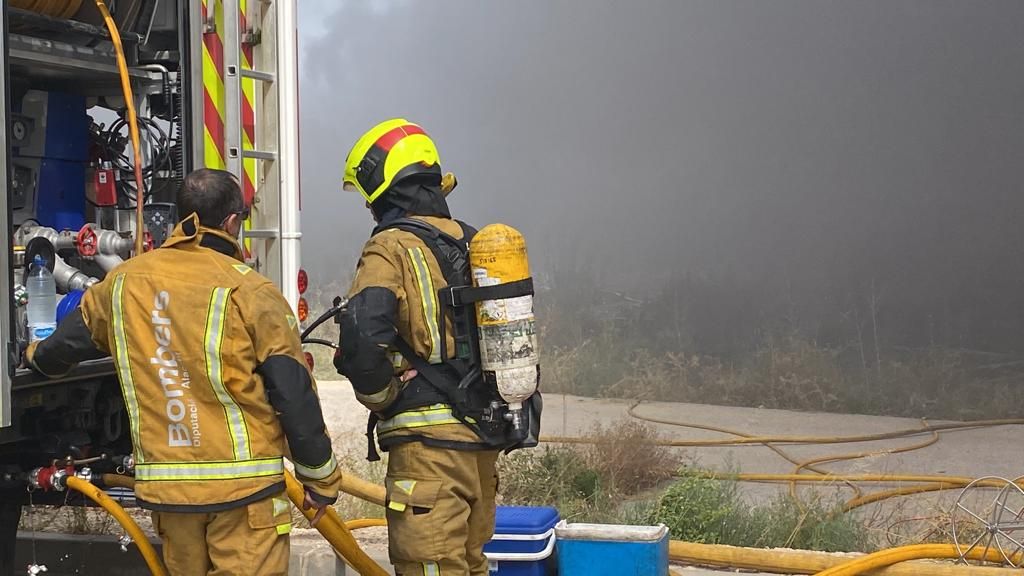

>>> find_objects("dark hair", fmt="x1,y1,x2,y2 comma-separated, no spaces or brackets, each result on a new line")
177,169,245,228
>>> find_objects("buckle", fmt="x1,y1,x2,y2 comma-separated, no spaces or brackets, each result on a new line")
441,286,466,307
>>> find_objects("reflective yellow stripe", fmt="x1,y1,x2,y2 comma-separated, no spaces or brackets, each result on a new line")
408,247,442,364
293,453,338,481
111,274,144,463
205,287,251,461
273,497,292,535
388,500,407,512
135,457,284,481
423,561,440,576
377,404,461,434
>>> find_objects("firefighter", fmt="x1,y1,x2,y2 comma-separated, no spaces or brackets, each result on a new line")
337,119,502,575
24,168,343,576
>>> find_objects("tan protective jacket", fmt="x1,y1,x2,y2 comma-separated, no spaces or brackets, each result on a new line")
28,214,342,511
343,215,479,446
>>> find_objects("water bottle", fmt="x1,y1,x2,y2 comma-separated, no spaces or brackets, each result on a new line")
27,255,57,342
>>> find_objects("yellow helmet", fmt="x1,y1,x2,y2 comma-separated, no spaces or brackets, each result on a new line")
343,118,441,204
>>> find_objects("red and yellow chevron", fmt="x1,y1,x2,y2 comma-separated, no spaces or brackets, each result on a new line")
201,0,256,253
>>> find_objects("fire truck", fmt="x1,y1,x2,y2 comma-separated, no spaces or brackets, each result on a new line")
0,1,307,571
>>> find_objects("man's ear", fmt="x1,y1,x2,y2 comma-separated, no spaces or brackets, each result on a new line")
223,213,241,236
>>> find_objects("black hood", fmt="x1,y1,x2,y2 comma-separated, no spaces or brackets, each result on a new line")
371,174,451,226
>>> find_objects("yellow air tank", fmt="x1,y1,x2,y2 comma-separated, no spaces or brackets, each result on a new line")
468,224,539,434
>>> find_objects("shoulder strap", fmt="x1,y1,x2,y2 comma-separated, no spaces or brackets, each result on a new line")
381,218,472,287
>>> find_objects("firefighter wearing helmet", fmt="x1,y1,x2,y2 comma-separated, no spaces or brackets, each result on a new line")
336,119,541,575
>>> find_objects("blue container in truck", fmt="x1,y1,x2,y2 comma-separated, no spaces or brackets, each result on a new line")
483,505,559,575
554,521,669,575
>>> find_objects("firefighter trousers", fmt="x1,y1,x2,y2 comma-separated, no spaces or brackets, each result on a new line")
150,492,292,576
385,441,500,576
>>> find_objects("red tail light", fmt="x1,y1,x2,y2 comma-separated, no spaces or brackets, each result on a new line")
304,352,314,371
298,268,308,295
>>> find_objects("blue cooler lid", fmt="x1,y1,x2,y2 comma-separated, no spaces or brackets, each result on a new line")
494,506,560,535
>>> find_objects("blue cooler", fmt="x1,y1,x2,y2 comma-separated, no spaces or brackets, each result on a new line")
483,506,559,575
554,522,669,575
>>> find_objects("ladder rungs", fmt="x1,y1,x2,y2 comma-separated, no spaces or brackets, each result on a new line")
243,229,280,239
241,68,275,83
242,149,277,161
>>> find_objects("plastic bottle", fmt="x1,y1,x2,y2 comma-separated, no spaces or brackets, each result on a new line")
27,255,57,342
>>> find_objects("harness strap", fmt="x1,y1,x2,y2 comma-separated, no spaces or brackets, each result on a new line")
443,277,535,307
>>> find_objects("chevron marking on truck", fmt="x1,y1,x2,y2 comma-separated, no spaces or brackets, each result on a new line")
202,0,254,255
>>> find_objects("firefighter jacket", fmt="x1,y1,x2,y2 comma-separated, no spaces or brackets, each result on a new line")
335,215,482,450
26,213,343,511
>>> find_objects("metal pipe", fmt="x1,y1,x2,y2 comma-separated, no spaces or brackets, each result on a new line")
278,0,302,313
93,252,124,273
14,226,98,291
96,228,133,256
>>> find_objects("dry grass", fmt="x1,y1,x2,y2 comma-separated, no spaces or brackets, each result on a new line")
580,419,678,495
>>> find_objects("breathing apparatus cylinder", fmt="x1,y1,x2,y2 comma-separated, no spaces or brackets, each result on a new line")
468,224,539,437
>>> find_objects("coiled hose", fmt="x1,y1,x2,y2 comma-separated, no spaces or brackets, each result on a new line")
65,476,167,576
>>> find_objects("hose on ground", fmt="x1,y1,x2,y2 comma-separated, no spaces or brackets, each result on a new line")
668,540,1024,576
346,518,388,531
618,403,1024,513
692,471,1022,488
65,476,167,576
541,417,1024,447
813,543,1024,576
283,471,389,576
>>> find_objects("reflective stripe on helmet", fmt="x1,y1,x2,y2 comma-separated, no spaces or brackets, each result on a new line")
135,457,284,481
408,248,442,364
204,287,252,461
293,453,339,481
112,273,145,463
376,404,461,434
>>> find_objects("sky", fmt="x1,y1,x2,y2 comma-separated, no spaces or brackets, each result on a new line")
293,0,1024,337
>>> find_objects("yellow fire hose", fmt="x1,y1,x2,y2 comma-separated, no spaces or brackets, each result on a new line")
541,417,1024,448
95,0,147,256
283,472,390,576
339,472,386,507
813,544,1024,576
65,476,168,576
692,471,1024,488
345,518,388,531
618,403,1024,514
668,540,1024,576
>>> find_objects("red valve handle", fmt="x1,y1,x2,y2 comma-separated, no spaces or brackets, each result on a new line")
77,225,98,257
143,231,154,252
